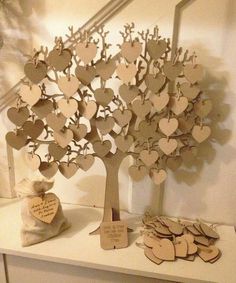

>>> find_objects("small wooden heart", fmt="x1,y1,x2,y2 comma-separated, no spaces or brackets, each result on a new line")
158,138,177,155
47,48,72,71
113,109,132,127
53,128,73,148
170,96,188,115
184,64,204,84
5,130,27,150
145,73,165,93
58,75,79,98
199,223,219,239
69,123,87,141
116,63,137,84
181,147,198,165
7,106,30,127
78,100,97,119
166,156,182,171
144,247,163,265
152,239,175,261
59,162,78,179
20,84,41,106
24,61,47,84
174,237,188,258
94,88,114,107
57,98,78,118
197,245,219,262
150,92,169,112
96,117,115,135
32,99,54,119
115,135,133,153
150,169,167,185
93,140,112,157
194,99,212,118
48,143,67,160
121,41,142,63
140,150,159,167
75,65,96,85
22,119,44,139
178,116,195,133
119,84,139,104
192,125,211,143
76,154,95,171
163,61,183,81
39,161,58,179
96,59,116,80
181,234,198,255
159,118,178,136
139,120,157,138
29,193,59,223
76,42,97,64
147,39,167,60
46,113,66,132
180,82,200,101
132,99,152,118
25,153,41,171
128,165,147,181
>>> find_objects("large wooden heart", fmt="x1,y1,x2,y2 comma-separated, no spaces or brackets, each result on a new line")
192,125,211,143
48,143,67,160
150,169,167,185
158,138,177,155
47,49,72,71
170,96,188,115
152,239,175,261
5,130,27,150
69,123,87,141
139,150,159,167
128,165,147,181
46,113,66,132
150,92,169,112
96,117,115,135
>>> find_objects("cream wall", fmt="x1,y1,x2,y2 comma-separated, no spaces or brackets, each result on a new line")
0,0,235,225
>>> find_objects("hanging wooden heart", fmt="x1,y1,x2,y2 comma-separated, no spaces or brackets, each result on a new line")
199,223,219,239
152,239,175,261
46,113,66,132
180,82,200,101
194,99,212,118
159,118,178,136
184,64,204,84
192,125,211,143
116,63,137,84
113,109,132,127
166,156,182,171
150,92,169,112
47,48,72,71
181,147,198,164
22,119,44,139
76,154,95,171
158,138,177,155
121,41,142,63
39,161,58,179
96,117,115,135
19,84,41,106
24,61,47,84
48,143,67,160
57,98,77,118
94,88,114,107
58,75,79,98
139,150,159,167
78,100,97,119
75,65,96,85
32,99,54,119
69,123,87,141
147,39,167,60
53,128,73,148
163,61,183,81
139,120,157,138
96,58,116,80
115,135,133,152
170,96,188,115
132,99,152,119
25,153,41,171
5,130,27,150
178,116,195,133
150,169,167,185
59,162,78,179
7,107,30,127
93,140,112,157
128,165,147,181
119,84,139,104
145,73,165,93
76,42,97,65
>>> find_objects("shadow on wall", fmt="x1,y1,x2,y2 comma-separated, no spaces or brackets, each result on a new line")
172,45,233,187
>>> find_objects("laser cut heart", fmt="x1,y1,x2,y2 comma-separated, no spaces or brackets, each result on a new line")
166,156,182,171
93,140,112,157
116,63,137,84
197,245,219,262
181,234,198,255
147,39,167,60
121,41,142,63
139,120,157,138
57,98,77,118
69,123,87,141
58,75,79,98
53,129,73,148
48,143,67,160
145,73,165,93
32,99,54,119
150,92,169,112
78,100,97,120
76,42,97,64
20,84,41,106
163,61,183,81
22,119,44,139
47,48,72,71
140,150,159,167
174,237,188,258
184,64,204,84
115,135,133,152
159,118,178,136
194,99,212,118
39,161,58,179
75,65,96,85
170,96,188,115
25,153,41,171
94,88,114,107
119,84,139,104
158,138,177,155
46,113,66,132
113,109,132,127
5,130,27,150
59,162,78,179
200,223,219,239
144,247,163,265
96,117,115,135
150,169,167,185
178,117,195,133
24,61,47,84
152,239,175,261
132,99,152,118
180,82,200,101
76,154,95,171
96,59,116,80
7,107,30,127
128,165,148,181
192,125,211,143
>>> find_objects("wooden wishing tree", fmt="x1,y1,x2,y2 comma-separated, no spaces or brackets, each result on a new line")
5,23,212,232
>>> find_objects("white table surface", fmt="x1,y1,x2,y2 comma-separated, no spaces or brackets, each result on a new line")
0,198,235,283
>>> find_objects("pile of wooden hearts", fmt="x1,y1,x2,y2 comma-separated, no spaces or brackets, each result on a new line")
141,215,221,265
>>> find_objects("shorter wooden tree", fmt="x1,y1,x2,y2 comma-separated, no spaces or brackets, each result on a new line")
6,24,212,232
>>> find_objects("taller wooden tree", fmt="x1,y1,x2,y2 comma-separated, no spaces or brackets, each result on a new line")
6,24,212,232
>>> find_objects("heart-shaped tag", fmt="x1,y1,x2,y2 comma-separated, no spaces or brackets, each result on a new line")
69,123,87,141
96,117,115,135
197,245,219,262
150,169,167,185
170,96,188,115
150,92,169,112
78,100,97,119
59,162,78,179
29,193,59,223
174,237,188,258
184,64,204,84
154,221,172,236
116,63,137,84
76,42,97,64
161,218,183,235
180,82,200,101
115,135,133,152
7,106,30,126
163,61,183,81
158,138,177,155
47,48,72,71
147,39,167,60
192,125,211,143
39,161,58,179
128,165,147,181
25,153,41,171
119,84,139,104
58,75,79,98
132,99,152,118
144,247,163,265
139,150,159,167
19,84,41,106
57,98,77,118
75,65,96,85
54,129,73,148
143,234,161,248
181,234,198,255
194,99,212,118
93,140,112,157
199,223,219,239
46,113,66,132
195,235,209,246
22,119,44,139
113,109,132,127
5,130,27,150
145,73,165,93
159,118,178,136
96,59,116,80
121,41,142,63
152,239,175,261
181,147,198,165
24,61,47,84
48,143,67,160
178,116,195,133
139,120,157,138
76,154,95,171
166,156,182,171
32,99,54,119
94,88,114,107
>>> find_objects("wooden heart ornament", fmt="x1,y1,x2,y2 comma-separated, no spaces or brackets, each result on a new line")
76,42,97,64
96,59,116,80
96,117,115,135
180,82,200,101
22,119,44,139
78,100,97,119
47,48,72,71
132,99,152,119
158,138,177,155
115,135,134,152
39,161,58,179
57,98,77,118
184,64,204,84
150,169,167,185
19,84,41,106
53,129,73,148
5,130,27,150
94,88,113,107
119,84,139,104
24,60,47,84
75,65,96,85
25,153,41,171
194,99,212,118
76,154,95,171
7,107,30,127
192,125,211,143
29,193,59,223
48,143,67,160
46,113,66,132
69,123,87,141
197,245,219,262
116,63,137,84
147,39,167,60
163,61,183,81
150,92,169,112
170,96,188,115
32,99,54,119
128,165,147,181
58,75,79,98
59,162,78,179
159,118,178,136
93,140,112,157
121,41,142,63
139,150,159,167
145,73,165,93
113,109,132,127
152,239,175,261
